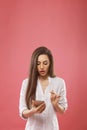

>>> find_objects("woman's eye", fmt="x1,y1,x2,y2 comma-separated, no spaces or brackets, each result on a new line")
37,62,40,65
37,61,49,65
43,61,48,65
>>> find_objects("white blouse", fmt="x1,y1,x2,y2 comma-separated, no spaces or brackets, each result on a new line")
19,76,68,130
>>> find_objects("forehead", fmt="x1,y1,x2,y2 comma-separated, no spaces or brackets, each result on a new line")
37,54,49,61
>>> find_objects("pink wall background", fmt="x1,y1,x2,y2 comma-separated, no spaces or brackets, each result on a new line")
0,0,87,130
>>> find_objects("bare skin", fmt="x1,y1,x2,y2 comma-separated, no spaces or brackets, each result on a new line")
37,54,65,113
50,90,65,113
22,102,46,119
22,54,65,119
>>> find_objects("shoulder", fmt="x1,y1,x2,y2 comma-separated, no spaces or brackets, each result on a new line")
20,78,29,91
50,76,65,84
22,78,28,85
50,76,66,92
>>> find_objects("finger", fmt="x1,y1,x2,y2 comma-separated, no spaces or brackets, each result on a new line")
38,105,45,113
51,91,60,98
31,100,35,107
57,95,61,98
55,96,61,103
50,92,56,99
50,95,56,102
38,103,46,108
50,90,55,94
36,103,46,113
50,91,58,98
35,103,45,110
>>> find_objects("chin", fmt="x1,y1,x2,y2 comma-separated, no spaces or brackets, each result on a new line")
40,74,48,78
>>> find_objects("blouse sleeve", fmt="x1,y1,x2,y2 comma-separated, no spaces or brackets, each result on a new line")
19,79,28,120
58,79,68,111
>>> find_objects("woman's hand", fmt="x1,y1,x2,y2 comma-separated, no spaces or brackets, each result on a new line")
31,100,46,114
22,100,46,119
50,90,60,107
50,90,65,113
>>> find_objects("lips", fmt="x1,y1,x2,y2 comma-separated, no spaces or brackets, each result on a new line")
40,70,45,73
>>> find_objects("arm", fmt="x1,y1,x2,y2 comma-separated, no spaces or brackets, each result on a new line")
19,79,46,119
52,101,65,114
19,79,28,119
22,102,46,119
50,91,65,114
50,79,68,114
22,109,35,119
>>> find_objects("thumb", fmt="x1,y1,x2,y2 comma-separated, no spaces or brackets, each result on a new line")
56,95,61,102
50,90,55,94
57,95,61,98
32,100,35,107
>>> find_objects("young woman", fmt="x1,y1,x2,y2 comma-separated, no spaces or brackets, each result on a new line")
19,46,68,130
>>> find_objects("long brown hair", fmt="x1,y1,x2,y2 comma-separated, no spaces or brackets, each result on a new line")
26,46,55,109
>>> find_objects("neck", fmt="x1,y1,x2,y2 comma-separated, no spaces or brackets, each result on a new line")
38,75,49,80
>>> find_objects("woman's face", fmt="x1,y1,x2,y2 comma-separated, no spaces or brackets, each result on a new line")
37,54,50,77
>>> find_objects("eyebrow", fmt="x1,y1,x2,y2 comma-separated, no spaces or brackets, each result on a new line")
37,60,49,62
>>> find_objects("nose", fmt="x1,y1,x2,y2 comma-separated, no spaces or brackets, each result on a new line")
40,63,44,69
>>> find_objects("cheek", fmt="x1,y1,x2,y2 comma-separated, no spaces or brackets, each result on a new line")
45,65,50,71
